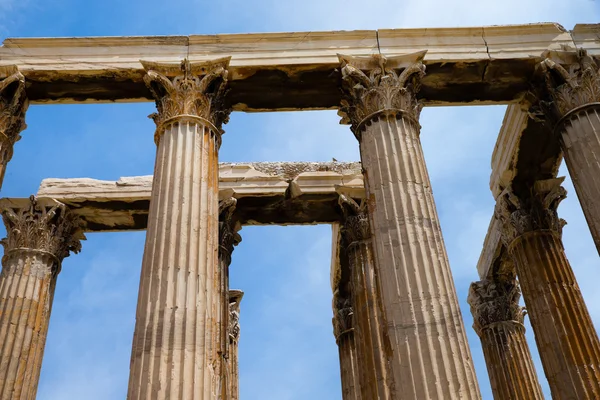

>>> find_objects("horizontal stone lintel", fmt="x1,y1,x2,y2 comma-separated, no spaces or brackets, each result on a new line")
24,162,364,231
0,23,596,109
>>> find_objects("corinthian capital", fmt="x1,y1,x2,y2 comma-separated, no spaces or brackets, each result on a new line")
0,196,85,262
219,197,241,265
332,292,354,340
338,194,370,245
0,66,28,164
141,58,231,143
495,178,566,246
229,290,243,343
468,278,525,336
338,51,427,138
536,50,600,123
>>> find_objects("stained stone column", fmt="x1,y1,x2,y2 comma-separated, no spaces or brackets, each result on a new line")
338,194,391,400
219,198,241,400
228,290,243,400
127,58,232,400
496,178,600,399
0,197,84,399
333,290,361,400
467,276,544,400
537,51,600,255
0,66,28,191
338,53,480,399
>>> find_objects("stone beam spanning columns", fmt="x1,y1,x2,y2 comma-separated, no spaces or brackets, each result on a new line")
0,196,84,399
227,290,243,400
0,66,27,191
338,194,391,399
468,265,544,400
127,58,231,400
535,51,600,256
332,288,361,400
338,52,481,399
496,178,600,399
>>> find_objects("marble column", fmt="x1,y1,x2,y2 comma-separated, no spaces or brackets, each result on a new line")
496,178,600,399
0,66,28,191
338,194,391,400
333,290,361,400
127,58,232,400
0,196,84,400
537,51,600,255
338,52,480,399
219,198,241,400
228,290,243,400
468,276,544,400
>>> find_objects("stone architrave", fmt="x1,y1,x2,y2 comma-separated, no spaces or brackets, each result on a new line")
338,52,481,399
227,290,243,400
338,194,392,399
332,291,361,400
537,51,600,255
127,58,232,400
0,196,84,400
496,178,600,399
468,275,544,400
0,66,28,191
219,198,241,400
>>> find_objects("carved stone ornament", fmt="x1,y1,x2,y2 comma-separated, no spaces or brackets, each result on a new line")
536,50,600,124
338,51,427,139
338,194,371,245
468,278,525,336
495,178,567,247
219,197,241,265
0,66,28,164
141,58,232,144
229,303,240,342
0,196,85,262
333,294,354,340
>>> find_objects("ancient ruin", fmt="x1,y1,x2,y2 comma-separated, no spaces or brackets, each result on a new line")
0,22,599,399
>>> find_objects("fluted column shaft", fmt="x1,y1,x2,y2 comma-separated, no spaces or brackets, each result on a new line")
0,198,83,400
339,196,391,399
496,178,600,399
0,66,28,191
538,53,600,254
333,296,361,400
468,278,544,400
228,290,243,400
127,59,231,400
339,53,480,399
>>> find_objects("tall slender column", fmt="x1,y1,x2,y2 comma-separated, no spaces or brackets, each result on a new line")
338,52,480,399
228,290,243,400
219,198,241,400
467,274,544,400
127,58,232,400
333,289,361,400
537,51,600,255
338,194,391,400
496,178,600,399
0,196,84,400
0,66,28,191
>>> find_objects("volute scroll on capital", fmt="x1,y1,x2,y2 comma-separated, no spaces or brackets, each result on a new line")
494,178,567,248
140,57,232,145
337,50,427,140
219,197,242,264
534,50,600,127
0,65,28,164
0,195,85,263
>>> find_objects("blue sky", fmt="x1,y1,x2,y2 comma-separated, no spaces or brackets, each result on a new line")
1,1,599,399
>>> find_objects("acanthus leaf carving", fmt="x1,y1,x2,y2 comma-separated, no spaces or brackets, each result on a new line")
467,278,525,336
338,52,427,139
228,290,243,343
0,66,28,164
141,58,232,144
1,196,85,262
338,194,371,245
536,50,600,124
219,197,241,266
332,291,354,340
495,178,566,247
